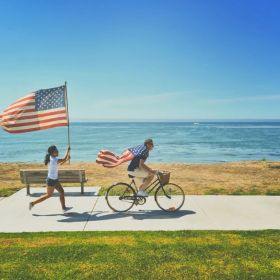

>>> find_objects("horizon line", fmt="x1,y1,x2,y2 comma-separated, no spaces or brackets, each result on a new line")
69,118,280,122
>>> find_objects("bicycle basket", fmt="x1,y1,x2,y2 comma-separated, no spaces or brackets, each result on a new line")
158,171,170,185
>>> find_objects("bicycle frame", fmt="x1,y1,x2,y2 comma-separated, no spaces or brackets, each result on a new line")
129,174,170,197
106,171,184,212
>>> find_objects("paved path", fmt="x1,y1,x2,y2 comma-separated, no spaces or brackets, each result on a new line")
0,188,280,232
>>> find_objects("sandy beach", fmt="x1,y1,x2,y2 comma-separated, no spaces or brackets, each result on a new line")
1,160,280,196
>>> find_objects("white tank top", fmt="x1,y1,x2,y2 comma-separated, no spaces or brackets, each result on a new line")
48,156,58,180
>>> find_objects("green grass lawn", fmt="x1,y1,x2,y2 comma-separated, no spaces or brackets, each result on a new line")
0,188,21,197
1,231,280,280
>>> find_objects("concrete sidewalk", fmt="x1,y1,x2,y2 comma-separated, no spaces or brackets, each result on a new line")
0,188,280,232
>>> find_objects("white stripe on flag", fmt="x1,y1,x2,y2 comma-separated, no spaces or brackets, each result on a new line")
4,119,68,131
7,94,35,107
2,107,66,119
2,113,67,125
6,98,35,111
4,105,35,114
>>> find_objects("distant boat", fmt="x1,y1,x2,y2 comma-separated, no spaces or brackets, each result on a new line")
193,122,200,125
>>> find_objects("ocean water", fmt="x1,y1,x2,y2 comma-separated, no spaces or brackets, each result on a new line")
0,122,280,163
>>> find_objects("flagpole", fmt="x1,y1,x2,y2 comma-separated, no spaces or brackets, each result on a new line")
64,81,71,164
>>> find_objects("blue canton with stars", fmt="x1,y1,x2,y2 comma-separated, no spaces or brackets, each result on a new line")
35,86,66,111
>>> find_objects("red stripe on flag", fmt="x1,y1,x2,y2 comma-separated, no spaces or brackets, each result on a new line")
97,154,119,163
3,123,68,134
2,109,66,122
8,95,34,107
5,101,35,112
5,96,34,109
99,150,119,158
1,109,35,117
4,116,68,128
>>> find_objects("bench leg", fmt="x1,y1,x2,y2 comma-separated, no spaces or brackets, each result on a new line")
81,183,84,194
26,184,30,196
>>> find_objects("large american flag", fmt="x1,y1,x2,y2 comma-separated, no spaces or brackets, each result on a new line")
96,150,134,168
0,86,68,133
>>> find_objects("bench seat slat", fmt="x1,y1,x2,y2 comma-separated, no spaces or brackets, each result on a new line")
20,170,88,195
20,170,87,183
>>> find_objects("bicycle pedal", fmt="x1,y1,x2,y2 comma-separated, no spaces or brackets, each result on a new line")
136,197,146,205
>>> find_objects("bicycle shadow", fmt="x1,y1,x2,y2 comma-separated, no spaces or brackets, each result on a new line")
90,209,195,221
33,209,196,223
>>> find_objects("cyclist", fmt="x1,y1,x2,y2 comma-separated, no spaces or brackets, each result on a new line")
127,139,156,197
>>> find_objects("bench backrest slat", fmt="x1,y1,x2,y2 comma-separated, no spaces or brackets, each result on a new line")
20,169,87,184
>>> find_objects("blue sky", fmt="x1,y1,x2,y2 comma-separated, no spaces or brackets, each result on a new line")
0,0,279,120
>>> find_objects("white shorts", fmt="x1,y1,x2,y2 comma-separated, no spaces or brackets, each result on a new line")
127,168,149,179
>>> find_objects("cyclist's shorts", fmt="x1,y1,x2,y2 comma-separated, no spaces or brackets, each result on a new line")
127,168,149,179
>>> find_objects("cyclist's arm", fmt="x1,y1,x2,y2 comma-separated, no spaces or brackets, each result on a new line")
139,159,156,175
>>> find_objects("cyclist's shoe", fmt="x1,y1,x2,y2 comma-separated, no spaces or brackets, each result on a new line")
137,190,148,197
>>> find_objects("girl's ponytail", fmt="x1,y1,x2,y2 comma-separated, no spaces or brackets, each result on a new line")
44,153,51,165
44,145,57,165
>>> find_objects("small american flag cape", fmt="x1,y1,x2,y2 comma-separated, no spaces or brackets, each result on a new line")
96,150,134,168
0,86,68,133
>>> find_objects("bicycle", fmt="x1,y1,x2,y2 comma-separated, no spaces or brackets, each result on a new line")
105,171,185,212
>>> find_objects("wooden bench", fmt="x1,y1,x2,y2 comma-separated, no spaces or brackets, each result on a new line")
20,169,87,195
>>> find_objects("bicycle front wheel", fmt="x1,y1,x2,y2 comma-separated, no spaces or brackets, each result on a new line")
105,183,136,212
155,183,185,212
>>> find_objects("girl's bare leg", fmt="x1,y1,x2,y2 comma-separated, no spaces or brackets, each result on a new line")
55,182,66,209
31,187,54,206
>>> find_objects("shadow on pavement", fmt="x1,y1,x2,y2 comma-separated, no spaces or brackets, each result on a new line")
33,209,196,223
30,192,98,197
33,212,89,223
91,210,196,221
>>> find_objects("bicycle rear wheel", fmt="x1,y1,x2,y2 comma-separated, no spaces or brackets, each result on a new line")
155,183,185,212
105,183,136,212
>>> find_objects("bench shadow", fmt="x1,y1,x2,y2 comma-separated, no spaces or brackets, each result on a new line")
33,209,196,223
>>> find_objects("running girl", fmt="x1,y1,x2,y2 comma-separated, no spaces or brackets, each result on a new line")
29,145,71,212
